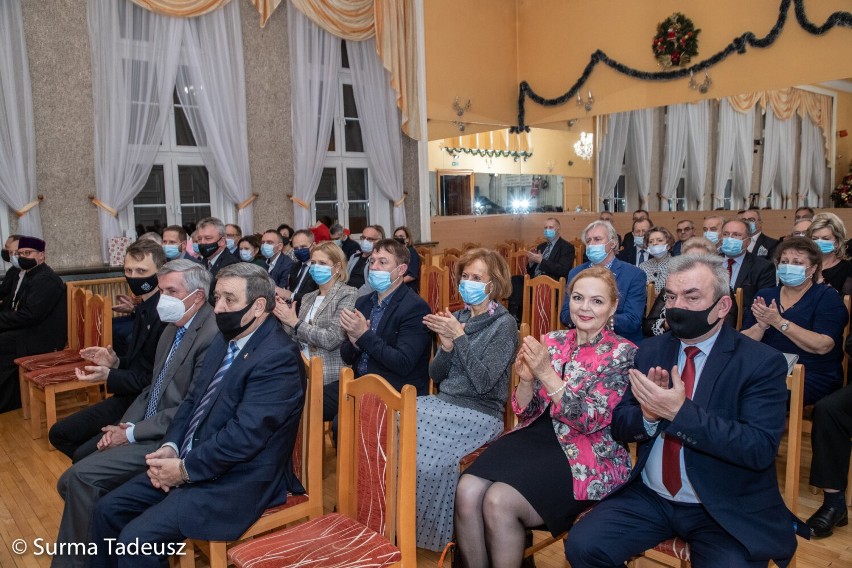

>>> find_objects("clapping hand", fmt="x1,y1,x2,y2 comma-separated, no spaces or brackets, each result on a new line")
79,345,118,369
340,308,370,343
527,249,543,264
113,294,137,315
423,308,465,351
273,296,298,327
517,335,553,380
75,364,110,382
751,297,781,329
628,365,684,422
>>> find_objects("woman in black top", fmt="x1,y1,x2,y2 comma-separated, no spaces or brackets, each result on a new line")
808,212,852,296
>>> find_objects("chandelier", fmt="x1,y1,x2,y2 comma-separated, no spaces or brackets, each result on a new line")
573,132,594,161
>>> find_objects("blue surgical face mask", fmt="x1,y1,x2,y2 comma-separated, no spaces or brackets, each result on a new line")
743,221,756,235
777,264,808,287
294,247,311,263
261,243,276,259
226,238,236,253
459,280,489,306
648,244,668,258
333,239,343,248
368,268,398,293
544,228,556,240
239,249,255,262
309,264,334,285
703,231,719,244
163,244,180,260
720,237,743,257
815,239,836,254
192,242,200,255
586,243,609,264
360,239,374,254
633,235,644,247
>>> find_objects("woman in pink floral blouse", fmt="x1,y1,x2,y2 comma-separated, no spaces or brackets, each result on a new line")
455,265,637,568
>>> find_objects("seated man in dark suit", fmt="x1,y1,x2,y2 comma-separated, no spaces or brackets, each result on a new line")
617,217,652,267
89,263,305,568
332,238,431,432
279,229,317,311
49,240,168,461
508,217,575,323
740,208,778,260
566,254,807,567
347,225,385,297
671,220,695,256
720,219,776,313
260,229,294,296
196,217,239,276
52,260,218,568
620,209,649,251
562,221,646,344
0,236,66,413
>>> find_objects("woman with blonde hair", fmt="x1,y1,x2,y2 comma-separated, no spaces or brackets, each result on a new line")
416,248,518,551
274,240,357,390
807,212,852,295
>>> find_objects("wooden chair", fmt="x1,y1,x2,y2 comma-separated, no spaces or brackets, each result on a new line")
16,287,89,420
65,276,132,307
571,238,585,268
646,282,656,316
227,370,417,568
521,274,566,339
641,364,805,568
734,287,744,330
440,254,464,311
420,264,449,315
494,243,512,262
443,247,463,258
415,245,432,268
505,239,524,252
509,250,529,278
461,242,480,251
532,236,547,247
181,355,325,568
28,293,112,448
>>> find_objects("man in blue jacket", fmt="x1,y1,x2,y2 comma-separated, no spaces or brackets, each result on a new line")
561,220,646,344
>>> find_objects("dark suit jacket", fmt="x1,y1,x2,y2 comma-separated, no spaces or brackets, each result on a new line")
208,248,240,276
267,253,295,290
617,244,650,267
121,303,218,443
562,259,646,344
340,284,431,395
0,263,66,355
106,293,167,408
613,325,806,565
751,233,779,260
731,252,776,313
527,237,574,280
287,261,317,307
671,240,684,257
162,316,306,541
0,266,21,308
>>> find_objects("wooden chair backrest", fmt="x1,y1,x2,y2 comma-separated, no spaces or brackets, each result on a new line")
440,254,463,309
442,247,462,258
69,288,90,351
571,239,585,268
646,282,656,316
494,243,512,262
532,237,547,247
785,364,804,517
66,277,132,310
420,264,449,314
462,242,480,251
521,275,566,338
505,239,524,252
84,293,113,348
505,323,530,430
337,369,417,567
509,250,529,277
734,287,744,330
415,246,432,268
294,355,324,520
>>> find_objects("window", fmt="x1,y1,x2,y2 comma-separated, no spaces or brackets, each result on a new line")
129,88,217,236
316,42,377,234
723,178,734,210
611,175,627,212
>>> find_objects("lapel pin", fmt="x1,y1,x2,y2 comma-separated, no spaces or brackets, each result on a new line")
243,352,249,359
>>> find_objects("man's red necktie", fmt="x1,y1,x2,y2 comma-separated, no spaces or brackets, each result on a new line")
661,346,700,496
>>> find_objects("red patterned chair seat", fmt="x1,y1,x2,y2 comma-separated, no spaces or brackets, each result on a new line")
258,493,309,517
228,512,401,568
652,537,691,560
15,349,83,371
25,361,89,388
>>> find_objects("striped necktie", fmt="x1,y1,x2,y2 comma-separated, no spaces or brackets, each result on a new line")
180,341,239,457
534,241,555,277
143,326,187,419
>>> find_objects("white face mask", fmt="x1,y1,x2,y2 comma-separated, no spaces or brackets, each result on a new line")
156,289,201,323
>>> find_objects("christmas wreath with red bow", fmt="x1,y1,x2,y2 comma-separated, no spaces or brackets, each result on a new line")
652,13,701,68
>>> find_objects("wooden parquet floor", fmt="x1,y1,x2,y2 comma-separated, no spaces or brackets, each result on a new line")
1,408,851,567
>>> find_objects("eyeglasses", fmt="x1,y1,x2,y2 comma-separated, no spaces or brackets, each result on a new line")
14,249,38,258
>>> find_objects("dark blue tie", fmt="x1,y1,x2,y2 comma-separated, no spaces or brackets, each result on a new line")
180,341,239,457
144,326,187,419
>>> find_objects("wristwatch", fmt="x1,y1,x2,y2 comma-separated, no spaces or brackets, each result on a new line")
779,320,790,333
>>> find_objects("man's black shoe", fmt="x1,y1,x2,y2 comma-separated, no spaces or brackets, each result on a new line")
806,503,849,538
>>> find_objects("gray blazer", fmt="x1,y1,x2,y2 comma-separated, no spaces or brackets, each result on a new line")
120,302,219,443
286,280,357,385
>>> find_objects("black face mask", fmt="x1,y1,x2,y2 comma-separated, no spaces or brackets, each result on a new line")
125,274,159,296
1,250,9,263
281,236,290,247
17,257,37,271
394,237,406,245
216,301,257,341
665,296,722,341
197,242,221,259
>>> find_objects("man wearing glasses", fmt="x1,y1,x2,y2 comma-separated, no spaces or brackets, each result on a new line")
672,220,695,257
0,236,66,413
347,225,385,297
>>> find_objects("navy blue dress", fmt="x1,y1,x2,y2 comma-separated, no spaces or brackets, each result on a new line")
742,283,847,405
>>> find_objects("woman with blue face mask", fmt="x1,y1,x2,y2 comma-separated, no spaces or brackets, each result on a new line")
806,212,852,296
237,235,265,266
741,237,847,406
273,241,357,387
639,226,675,294
416,249,518,552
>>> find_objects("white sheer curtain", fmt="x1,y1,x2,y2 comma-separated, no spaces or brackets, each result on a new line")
660,104,688,210
685,100,709,209
759,110,796,207
347,38,405,226
88,0,183,260
288,2,341,230
714,99,754,208
626,109,653,209
176,0,254,234
0,0,41,236
798,114,826,207
596,112,630,204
